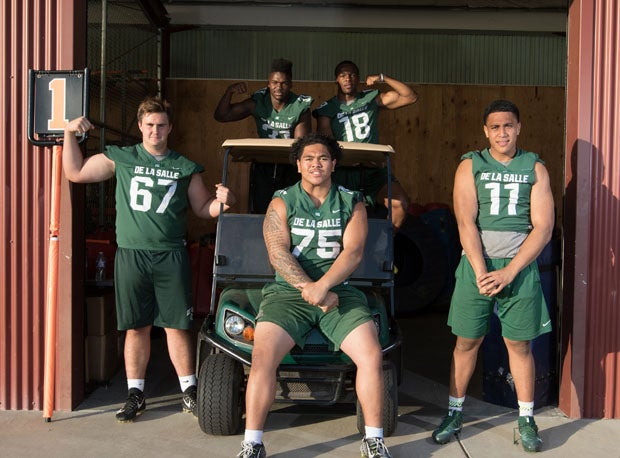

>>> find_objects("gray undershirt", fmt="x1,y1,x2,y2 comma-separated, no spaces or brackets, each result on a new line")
477,230,529,259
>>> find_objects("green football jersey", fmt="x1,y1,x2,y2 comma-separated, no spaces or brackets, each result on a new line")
273,182,363,282
104,144,204,250
312,89,380,143
463,148,542,234
251,88,313,138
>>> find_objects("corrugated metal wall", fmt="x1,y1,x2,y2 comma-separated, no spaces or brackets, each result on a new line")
0,0,86,411
169,28,566,86
585,0,620,418
562,0,620,418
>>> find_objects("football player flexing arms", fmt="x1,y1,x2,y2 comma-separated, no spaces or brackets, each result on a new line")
313,60,417,230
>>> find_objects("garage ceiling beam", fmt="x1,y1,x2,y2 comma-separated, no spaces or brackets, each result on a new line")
163,4,566,33
138,0,171,28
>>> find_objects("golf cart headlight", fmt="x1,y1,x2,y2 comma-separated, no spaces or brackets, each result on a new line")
225,315,246,336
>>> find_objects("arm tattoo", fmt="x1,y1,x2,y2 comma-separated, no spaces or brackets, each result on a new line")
264,205,311,287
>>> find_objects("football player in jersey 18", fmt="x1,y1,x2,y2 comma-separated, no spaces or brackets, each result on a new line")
63,97,235,422
431,100,554,453
237,133,392,458
313,60,418,230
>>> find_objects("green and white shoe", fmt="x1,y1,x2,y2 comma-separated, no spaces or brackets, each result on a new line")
432,410,463,444
360,437,392,458
518,416,542,452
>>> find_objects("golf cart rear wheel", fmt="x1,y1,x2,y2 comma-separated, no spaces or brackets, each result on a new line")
356,360,398,437
197,353,244,435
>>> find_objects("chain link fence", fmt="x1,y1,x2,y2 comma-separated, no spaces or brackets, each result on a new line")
85,0,160,232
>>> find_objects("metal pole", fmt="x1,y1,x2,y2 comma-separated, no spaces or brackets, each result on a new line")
99,0,108,227
157,28,162,96
42,145,63,421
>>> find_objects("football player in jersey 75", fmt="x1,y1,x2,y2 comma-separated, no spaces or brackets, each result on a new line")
237,133,393,458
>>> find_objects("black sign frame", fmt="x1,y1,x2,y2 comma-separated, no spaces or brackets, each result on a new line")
27,69,90,146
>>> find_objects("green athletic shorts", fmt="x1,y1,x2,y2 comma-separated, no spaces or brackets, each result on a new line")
257,282,373,350
447,255,552,341
114,247,193,330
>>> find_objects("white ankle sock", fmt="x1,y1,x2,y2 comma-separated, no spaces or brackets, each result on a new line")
179,374,197,392
127,379,145,392
449,395,465,412
244,429,263,444
364,426,384,439
518,400,534,417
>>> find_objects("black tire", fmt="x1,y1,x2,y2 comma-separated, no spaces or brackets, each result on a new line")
393,215,448,315
197,353,245,435
194,339,211,376
356,361,398,437
386,344,403,387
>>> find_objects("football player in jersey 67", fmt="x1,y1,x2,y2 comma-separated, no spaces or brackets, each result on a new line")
63,96,236,422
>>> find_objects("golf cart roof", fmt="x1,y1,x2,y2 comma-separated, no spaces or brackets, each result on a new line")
221,138,394,168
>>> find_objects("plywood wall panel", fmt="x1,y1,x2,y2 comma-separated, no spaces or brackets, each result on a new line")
166,80,565,240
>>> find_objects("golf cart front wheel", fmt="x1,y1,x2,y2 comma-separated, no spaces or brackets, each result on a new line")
197,352,245,435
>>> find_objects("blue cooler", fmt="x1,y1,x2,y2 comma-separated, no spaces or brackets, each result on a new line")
481,238,560,408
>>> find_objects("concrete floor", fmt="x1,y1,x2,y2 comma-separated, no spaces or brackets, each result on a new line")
3,308,620,458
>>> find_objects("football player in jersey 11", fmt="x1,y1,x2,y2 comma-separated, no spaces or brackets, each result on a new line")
432,100,554,453
313,60,418,230
63,96,235,422
237,133,392,458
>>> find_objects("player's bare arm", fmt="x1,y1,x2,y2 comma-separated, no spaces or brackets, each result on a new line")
498,161,554,281
63,116,115,183
263,198,313,288
293,110,313,138
370,74,418,110
316,200,367,289
188,175,235,219
299,201,367,312
453,159,491,295
214,82,255,122
315,116,334,137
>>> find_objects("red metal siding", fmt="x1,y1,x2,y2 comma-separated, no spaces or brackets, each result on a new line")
563,0,620,418
0,0,86,411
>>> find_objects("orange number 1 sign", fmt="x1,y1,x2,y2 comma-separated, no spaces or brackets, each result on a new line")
47,78,68,131
28,69,89,146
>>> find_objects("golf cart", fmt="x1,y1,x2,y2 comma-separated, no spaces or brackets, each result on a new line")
195,138,402,437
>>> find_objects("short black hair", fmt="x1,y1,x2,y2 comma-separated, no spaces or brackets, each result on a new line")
270,58,293,80
334,60,360,78
290,133,342,164
483,99,520,124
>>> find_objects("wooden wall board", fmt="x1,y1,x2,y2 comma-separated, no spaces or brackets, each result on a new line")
165,79,565,240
